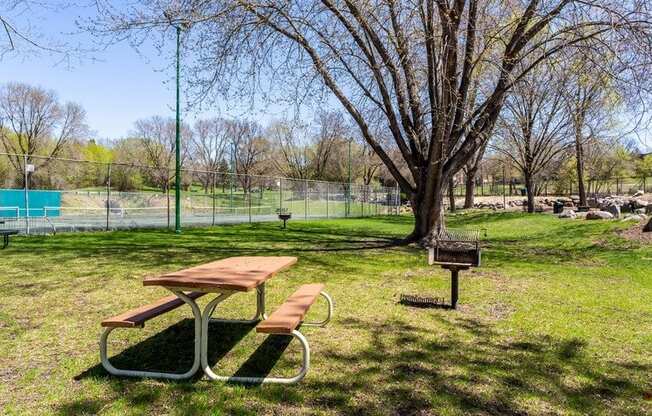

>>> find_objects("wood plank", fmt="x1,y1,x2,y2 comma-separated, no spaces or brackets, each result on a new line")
101,292,205,328
256,284,324,334
143,256,298,292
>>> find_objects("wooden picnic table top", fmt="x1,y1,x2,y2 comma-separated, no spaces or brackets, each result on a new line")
143,256,298,292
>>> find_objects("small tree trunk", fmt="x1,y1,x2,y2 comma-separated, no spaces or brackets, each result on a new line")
574,132,587,206
524,173,535,213
464,168,478,209
448,177,456,212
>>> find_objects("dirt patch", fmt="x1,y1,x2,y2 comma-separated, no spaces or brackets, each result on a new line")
616,220,652,244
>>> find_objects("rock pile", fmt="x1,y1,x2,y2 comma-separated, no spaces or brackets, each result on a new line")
596,191,648,214
473,201,505,210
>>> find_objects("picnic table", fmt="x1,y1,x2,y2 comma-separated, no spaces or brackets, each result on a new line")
0,221,18,249
100,256,333,384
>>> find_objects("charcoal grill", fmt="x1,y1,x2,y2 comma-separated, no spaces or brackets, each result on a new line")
276,208,292,229
427,228,482,309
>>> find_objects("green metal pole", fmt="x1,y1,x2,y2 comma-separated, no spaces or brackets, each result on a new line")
347,139,352,217
174,25,182,234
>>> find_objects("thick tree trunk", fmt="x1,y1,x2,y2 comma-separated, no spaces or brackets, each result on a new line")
574,132,587,206
464,168,478,209
524,173,535,213
407,187,445,243
448,177,456,212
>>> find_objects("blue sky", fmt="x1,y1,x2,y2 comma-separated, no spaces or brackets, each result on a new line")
0,3,179,140
0,2,295,141
1,2,650,151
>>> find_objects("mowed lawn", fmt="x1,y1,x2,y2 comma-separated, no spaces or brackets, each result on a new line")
0,213,650,415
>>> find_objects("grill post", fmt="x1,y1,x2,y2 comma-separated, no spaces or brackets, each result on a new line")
451,268,459,309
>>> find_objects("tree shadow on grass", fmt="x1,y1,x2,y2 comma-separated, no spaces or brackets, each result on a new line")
13,221,410,267
58,313,651,415
310,316,651,415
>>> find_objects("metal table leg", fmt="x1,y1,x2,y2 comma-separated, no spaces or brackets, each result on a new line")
210,283,267,324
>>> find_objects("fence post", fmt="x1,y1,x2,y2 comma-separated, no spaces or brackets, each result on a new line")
248,189,252,224
23,154,30,234
395,185,400,215
106,163,112,231
230,173,234,216
167,180,171,230
212,172,216,226
304,180,308,220
326,182,329,218
279,178,283,213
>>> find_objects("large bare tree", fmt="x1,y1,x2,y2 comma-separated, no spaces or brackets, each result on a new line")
268,119,311,179
132,115,191,191
0,82,87,186
191,117,230,192
229,119,268,191
90,0,652,241
563,52,629,206
493,66,572,212
311,111,348,180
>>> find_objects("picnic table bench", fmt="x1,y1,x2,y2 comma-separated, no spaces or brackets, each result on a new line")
0,221,19,249
100,256,333,383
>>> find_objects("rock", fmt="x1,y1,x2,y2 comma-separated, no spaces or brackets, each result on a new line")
644,217,652,232
635,208,647,215
586,211,614,220
646,205,652,215
632,190,644,197
622,214,646,222
575,212,588,219
558,210,577,219
603,204,620,218
630,199,648,209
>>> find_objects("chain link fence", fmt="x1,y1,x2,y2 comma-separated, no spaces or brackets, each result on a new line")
0,153,400,235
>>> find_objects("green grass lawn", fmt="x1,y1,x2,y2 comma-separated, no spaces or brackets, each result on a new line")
0,213,650,415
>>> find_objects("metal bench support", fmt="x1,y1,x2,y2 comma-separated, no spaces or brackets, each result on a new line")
2,231,18,249
99,290,202,380
100,287,332,383
201,290,332,384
